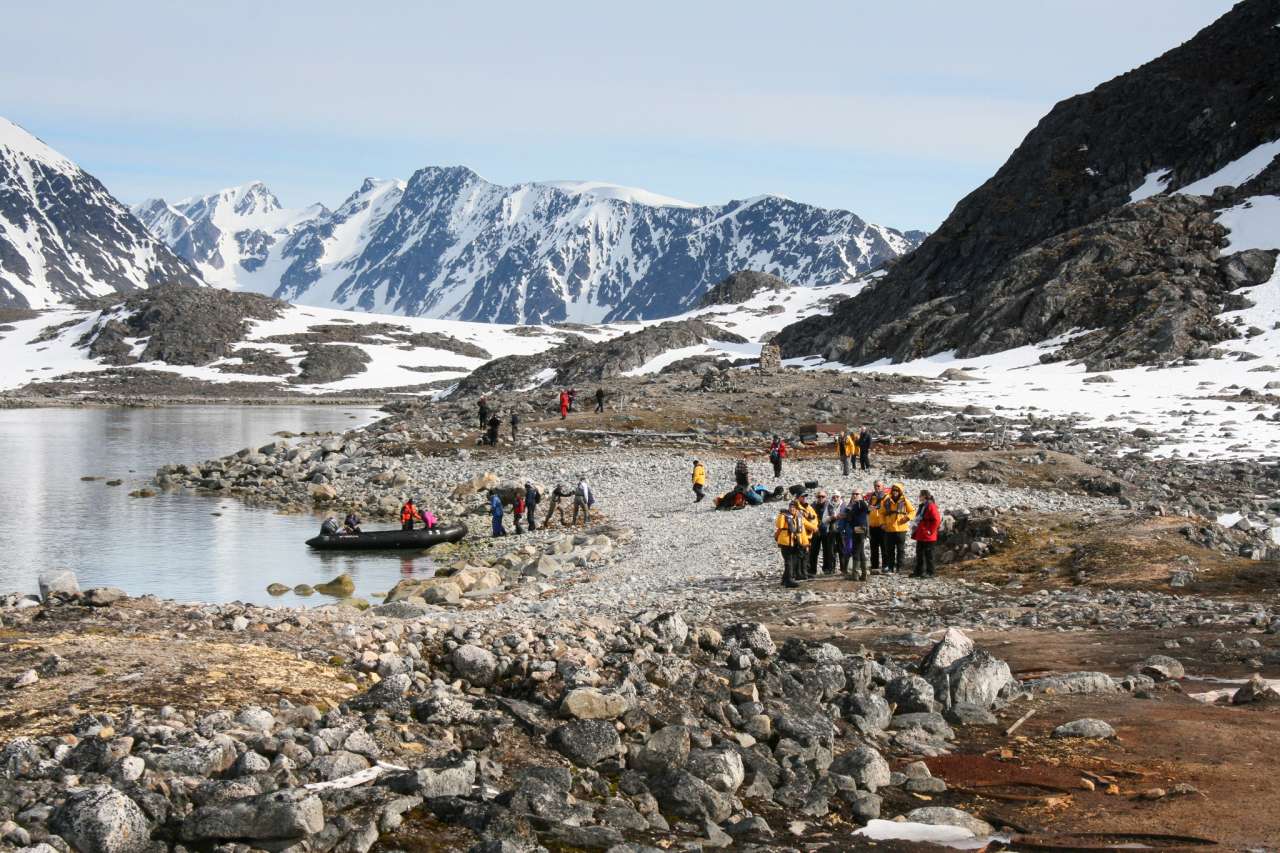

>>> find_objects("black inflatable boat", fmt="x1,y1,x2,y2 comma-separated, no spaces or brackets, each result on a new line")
306,521,468,551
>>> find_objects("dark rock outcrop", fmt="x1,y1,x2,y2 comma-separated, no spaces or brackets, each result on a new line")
777,0,1280,369
697,271,790,308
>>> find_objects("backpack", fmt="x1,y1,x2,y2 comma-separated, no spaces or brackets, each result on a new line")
576,482,593,506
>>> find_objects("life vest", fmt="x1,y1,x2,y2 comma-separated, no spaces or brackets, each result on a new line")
881,490,915,533
400,503,420,523
867,492,886,528
843,434,856,456
692,463,707,486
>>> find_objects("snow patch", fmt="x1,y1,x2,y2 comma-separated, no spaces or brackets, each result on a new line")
1130,169,1172,202
1176,138,1280,197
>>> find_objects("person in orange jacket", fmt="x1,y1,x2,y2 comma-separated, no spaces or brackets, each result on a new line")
400,498,423,531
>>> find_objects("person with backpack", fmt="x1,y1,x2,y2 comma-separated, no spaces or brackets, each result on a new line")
692,459,707,503
880,482,915,574
840,491,871,579
911,489,942,578
512,488,527,535
866,481,887,572
769,435,787,479
857,426,873,471
510,411,520,442
524,481,541,531
572,477,594,527
400,498,423,531
489,490,506,537
774,494,818,588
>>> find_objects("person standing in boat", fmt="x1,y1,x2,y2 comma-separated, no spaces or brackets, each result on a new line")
400,498,423,531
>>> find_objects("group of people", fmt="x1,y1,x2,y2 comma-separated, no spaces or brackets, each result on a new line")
399,498,439,531
773,481,941,587
477,397,519,446
489,478,594,536
558,388,607,419
836,427,874,474
319,510,364,536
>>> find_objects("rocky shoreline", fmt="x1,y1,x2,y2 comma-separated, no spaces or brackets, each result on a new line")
2,367,1279,851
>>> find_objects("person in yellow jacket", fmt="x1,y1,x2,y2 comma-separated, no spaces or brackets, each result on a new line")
839,431,856,476
774,494,819,588
692,459,707,503
880,482,915,574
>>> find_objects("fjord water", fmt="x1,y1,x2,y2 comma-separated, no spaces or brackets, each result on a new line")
0,406,436,606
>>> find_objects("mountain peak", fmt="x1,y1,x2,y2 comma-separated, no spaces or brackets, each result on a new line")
0,116,77,173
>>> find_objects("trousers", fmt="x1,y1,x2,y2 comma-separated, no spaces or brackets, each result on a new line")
883,530,907,572
914,540,936,576
868,527,883,569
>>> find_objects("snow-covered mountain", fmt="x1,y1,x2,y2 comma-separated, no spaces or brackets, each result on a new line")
0,117,202,308
136,167,926,323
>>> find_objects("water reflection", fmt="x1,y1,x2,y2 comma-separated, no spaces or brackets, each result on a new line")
0,406,439,605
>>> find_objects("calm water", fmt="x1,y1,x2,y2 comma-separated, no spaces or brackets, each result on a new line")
0,406,438,606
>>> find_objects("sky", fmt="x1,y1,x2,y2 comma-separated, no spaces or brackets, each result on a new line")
0,0,1235,231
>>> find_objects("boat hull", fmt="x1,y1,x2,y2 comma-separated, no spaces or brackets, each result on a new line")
305,522,468,551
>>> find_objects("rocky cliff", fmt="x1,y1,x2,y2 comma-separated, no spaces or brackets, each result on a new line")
777,0,1280,369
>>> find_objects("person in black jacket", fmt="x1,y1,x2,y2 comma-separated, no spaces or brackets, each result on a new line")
595,387,606,413
524,481,541,531
857,426,873,471
486,414,501,446
510,412,520,442
478,397,489,430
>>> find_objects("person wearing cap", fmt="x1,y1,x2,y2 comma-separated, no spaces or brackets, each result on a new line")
807,489,833,577
866,481,888,572
775,494,818,587
880,482,915,574
692,459,707,503
911,489,942,577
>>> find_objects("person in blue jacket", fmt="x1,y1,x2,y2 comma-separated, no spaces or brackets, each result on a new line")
489,490,506,537
839,492,871,579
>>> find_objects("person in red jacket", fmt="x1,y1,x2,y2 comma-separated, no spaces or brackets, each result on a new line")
769,435,788,478
911,489,942,577
400,498,423,531
559,390,569,419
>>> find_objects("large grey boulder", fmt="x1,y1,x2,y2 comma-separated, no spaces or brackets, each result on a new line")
905,806,993,836
549,720,621,767
920,627,974,674
411,759,477,798
50,787,150,853
561,688,628,721
38,570,80,602
653,770,733,823
828,745,890,792
725,622,776,657
180,789,324,841
1026,671,1118,695
1052,718,1116,739
935,649,1015,708
634,725,691,775
885,675,937,714
1137,655,1185,681
686,747,745,794
451,644,498,686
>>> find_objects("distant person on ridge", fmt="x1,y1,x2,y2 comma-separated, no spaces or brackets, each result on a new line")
595,387,606,413
559,390,569,420
857,426,873,471
478,397,489,430
692,459,707,502
510,411,520,441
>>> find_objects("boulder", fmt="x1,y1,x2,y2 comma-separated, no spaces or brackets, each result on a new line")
83,587,127,607
387,577,462,605
653,770,733,823
314,573,355,596
561,688,629,720
920,628,974,674
904,806,993,836
885,675,937,714
451,472,501,500
1137,654,1185,681
549,720,621,767
38,570,80,602
725,622,776,657
634,725,691,775
180,789,324,841
50,787,151,853
828,745,890,792
935,649,1015,708
1232,674,1280,704
686,747,745,794
1026,671,1117,695
451,644,498,686
1052,718,1116,739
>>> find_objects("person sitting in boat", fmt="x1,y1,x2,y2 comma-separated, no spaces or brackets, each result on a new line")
343,510,362,534
321,516,341,536
400,499,423,531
